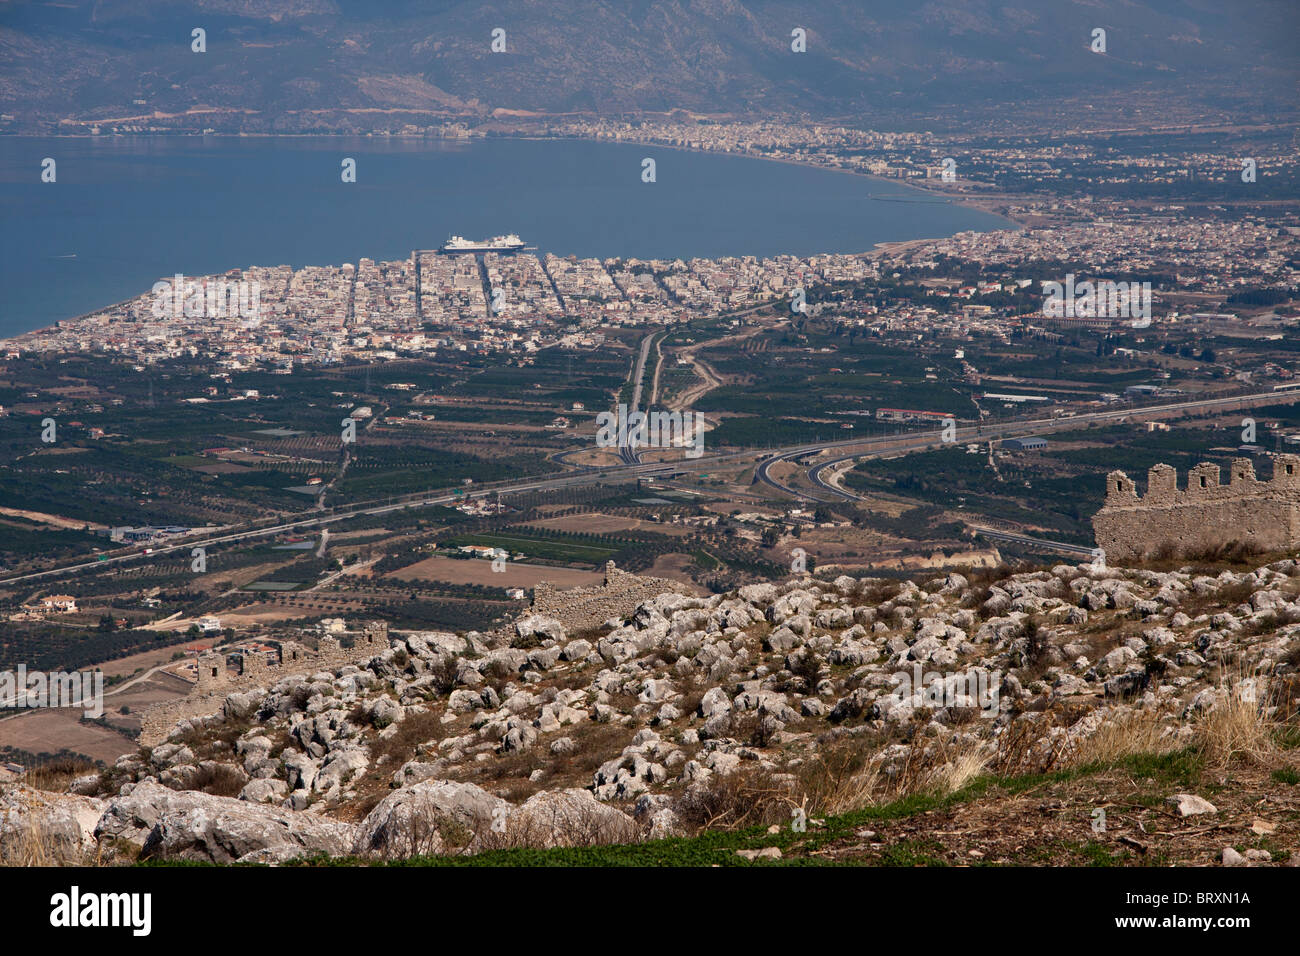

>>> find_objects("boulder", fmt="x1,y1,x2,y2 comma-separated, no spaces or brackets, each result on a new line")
501,789,639,848
0,785,104,864
561,639,593,661
96,782,355,863
353,779,509,858
1167,794,1218,817
698,686,732,718
515,615,566,644
632,793,683,840
312,747,369,793
238,779,288,804
739,583,778,606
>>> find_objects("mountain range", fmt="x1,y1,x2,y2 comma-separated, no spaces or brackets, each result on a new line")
1,0,1297,132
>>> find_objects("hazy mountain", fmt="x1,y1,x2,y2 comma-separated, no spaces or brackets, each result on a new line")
0,0,1296,131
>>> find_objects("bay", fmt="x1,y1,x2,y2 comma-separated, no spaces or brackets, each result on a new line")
0,135,1013,338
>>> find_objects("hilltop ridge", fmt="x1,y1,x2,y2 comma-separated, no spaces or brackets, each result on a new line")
3,553,1297,866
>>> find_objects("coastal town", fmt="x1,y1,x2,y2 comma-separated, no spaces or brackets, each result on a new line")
5,201,1296,371
44,112,1296,204
1,1,1299,897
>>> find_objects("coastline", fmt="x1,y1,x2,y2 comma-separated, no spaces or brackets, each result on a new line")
0,132,1023,341
4,128,1031,234
520,133,1027,234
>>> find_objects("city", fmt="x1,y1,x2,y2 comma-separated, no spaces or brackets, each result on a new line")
0,0,1296,921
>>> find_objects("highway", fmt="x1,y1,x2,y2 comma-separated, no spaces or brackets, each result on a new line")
2,388,1295,588
617,329,657,465
0,461,691,587
754,387,1300,502
968,526,1097,557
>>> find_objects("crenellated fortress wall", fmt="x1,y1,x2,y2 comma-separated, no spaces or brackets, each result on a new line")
139,622,390,746
140,564,694,745
1092,454,1300,561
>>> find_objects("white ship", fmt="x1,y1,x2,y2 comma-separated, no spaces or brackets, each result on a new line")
439,234,527,254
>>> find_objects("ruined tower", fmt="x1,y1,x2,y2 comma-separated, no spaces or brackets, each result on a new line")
1092,454,1300,562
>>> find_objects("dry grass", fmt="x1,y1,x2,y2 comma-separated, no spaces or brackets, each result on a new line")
854,579,904,606
186,762,247,798
923,746,991,795
0,791,102,866
797,747,883,816
0,809,55,866
878,736,994,801
1033,663,1292,775
990,711,1067,776
678,734,998,829
1065,710,1181,768
368,709,445,766
21,756,99,794
674,767,800,832
1193,667,1281,770
541,720,636,785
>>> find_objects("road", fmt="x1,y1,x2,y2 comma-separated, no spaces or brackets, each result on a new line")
755,387,1300,502
618,329,658,464
0,656,189,725
2,388,1295,587
0,462,690,586
968,526,1097,557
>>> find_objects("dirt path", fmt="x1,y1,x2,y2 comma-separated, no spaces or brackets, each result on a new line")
665,321,772,411
0,507,108,531
648,334,666,407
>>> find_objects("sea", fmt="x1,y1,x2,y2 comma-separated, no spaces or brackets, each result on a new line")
0,135,1014,338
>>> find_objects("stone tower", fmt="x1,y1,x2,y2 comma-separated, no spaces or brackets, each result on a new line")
1092,454,1300,561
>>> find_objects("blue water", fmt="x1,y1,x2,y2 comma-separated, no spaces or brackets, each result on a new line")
0,136,1013,337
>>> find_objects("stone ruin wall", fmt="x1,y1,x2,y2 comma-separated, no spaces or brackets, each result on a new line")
529,561,694,632
1092,454,1300,562
138,622,390,746
140,564,692,745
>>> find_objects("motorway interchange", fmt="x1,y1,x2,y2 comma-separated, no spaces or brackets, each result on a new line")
3,388,1297,587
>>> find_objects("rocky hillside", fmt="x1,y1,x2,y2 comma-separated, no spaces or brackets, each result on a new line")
3,557,1298,866
3,0,1296,131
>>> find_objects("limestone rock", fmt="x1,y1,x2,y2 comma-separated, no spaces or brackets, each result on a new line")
0,785,104,864
353,779,509,858
1167,794,1217,817
515,615,566,645
96,782,355,863
238,779,288,804
502,788,638,848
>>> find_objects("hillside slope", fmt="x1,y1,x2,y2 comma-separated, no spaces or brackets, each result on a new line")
3,555,1298,866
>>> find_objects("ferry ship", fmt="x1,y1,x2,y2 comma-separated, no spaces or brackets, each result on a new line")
439,234,527,254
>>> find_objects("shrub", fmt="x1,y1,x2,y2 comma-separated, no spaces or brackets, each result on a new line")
188,762,247,798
